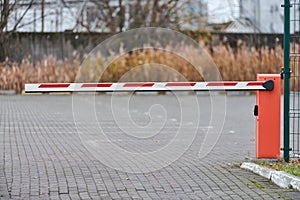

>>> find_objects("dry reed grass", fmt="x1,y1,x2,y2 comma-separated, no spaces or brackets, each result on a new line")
0,56,77,93
0,42,287,93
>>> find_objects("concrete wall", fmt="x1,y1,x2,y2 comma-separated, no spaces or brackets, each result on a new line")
2,32,113,62
1,32,283,62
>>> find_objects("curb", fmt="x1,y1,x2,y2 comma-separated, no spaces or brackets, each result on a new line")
0,90,16,95
241,162,300,191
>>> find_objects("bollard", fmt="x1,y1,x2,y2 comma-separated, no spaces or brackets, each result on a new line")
256,74,281,158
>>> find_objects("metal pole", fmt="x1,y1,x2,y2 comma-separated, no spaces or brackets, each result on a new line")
41,0,45,32
283,0,290,162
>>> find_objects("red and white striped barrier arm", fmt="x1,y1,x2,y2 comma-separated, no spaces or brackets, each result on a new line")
25,80,274,93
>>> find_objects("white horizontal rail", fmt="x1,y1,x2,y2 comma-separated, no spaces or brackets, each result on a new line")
25,80,274,93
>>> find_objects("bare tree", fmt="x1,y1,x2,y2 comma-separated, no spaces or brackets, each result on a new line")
76,0,191,32
0,0,34,61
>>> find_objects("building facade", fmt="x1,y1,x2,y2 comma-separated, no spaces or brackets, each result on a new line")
226,0,285,33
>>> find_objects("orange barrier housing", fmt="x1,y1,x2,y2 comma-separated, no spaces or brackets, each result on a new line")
256,74,281,158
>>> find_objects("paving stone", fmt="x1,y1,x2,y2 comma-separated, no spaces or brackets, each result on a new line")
0,95,299,199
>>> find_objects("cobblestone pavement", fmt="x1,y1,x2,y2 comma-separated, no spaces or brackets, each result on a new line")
0,94,299,199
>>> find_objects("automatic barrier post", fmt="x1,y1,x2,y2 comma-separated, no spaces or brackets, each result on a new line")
256,74,281,158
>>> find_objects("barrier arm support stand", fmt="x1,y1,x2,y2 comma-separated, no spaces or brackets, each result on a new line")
256,74,281,158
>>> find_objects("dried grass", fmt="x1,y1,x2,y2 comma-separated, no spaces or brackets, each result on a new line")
0,56,78,93
0,42,287,93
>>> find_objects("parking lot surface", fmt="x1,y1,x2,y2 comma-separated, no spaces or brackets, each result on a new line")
0,94,299,199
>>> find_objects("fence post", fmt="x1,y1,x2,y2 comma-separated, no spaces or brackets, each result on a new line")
256,74,281,158
283,0,290,162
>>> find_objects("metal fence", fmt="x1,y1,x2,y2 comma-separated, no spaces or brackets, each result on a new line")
284,0,300,161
